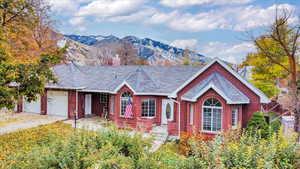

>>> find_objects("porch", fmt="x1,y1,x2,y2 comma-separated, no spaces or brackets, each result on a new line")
76,90,176,135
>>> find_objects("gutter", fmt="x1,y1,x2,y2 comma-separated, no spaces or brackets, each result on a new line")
45,86,86,90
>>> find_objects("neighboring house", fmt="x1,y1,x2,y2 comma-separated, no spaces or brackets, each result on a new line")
16,58,270,138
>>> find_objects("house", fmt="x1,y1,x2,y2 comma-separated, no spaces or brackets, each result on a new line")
16,58,270,137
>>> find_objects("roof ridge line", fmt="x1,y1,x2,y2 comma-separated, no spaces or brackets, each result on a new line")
136,67,142,91
139,67,160,89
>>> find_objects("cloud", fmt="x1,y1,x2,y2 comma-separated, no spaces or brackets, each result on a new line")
233,4,298,31
171,39,198,50
146,4,298,32
108,7,156,23
200,41,256,64
69,17,87,25
160,0,255,8
76,0,147,18
48,0,80,14
146,11,179,24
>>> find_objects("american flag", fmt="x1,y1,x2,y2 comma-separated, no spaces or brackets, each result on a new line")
124,98,133,118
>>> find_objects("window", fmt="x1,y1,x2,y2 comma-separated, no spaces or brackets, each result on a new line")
100,93,109,104
202,98,222,132
190,104,194,125
231,108,238,128
110,95,115,114
166,103,174,121
120,91,132,116
141,99,156,117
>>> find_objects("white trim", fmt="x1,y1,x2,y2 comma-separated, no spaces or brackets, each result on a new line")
181,83,250,104
134,92,170,96
189,104,194,125
113,81,136,94
120,91,132,116
80,89,111,93
231,107,239,128
112,81,172,96
171,58,270,103
46,86,86,90
141,98,156,118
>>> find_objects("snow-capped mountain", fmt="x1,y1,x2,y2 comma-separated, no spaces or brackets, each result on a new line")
64,34,209,64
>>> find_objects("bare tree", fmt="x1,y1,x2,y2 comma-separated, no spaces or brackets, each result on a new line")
252,9,300,137
116,41,139,65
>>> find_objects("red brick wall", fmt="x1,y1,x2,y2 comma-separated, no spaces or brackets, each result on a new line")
115,86,138,129
177,62,261,136
68,91,77,119
92,93,101,116
113,85,167,132
78,92,85,118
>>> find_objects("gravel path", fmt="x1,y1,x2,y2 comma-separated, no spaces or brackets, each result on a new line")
0,113,66,135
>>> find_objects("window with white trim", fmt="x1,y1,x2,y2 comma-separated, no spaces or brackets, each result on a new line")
141,99,156,117
232,108,238,128
190,104,194,125
110,95,115,114
202,98,222,132
120,91,132,116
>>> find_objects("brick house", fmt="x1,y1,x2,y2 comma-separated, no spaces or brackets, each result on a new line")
17,58,270,137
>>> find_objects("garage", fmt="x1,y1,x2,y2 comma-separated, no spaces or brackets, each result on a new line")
47,91,68,117
23,96,41,114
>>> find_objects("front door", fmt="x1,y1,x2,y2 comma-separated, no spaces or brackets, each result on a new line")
162,99,174,125
85,94,92,115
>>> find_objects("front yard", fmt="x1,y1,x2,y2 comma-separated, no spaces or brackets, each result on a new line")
0,113,299,169
0,122,73,168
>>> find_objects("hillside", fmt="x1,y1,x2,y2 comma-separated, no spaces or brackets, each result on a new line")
64,34,210,65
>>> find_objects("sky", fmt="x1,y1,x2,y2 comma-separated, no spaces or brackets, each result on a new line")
48,0,300,63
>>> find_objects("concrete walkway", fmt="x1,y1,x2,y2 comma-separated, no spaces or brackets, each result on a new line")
0,113,66,135
64,117,168,152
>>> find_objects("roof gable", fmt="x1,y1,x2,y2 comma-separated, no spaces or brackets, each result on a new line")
181,72,250,104
171,58,270,104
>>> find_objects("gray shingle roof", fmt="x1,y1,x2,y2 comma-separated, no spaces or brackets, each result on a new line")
48,62,202,94
181,72,250,104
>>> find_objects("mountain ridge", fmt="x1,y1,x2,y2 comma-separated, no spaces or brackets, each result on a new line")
64,34,209,64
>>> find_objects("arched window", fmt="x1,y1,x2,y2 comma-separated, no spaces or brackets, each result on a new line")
202,98,222,132
120,91,132,116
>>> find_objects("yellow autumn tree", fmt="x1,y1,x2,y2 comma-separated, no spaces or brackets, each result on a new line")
0,0,64,109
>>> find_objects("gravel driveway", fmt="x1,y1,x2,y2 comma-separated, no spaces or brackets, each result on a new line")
0,112,66,135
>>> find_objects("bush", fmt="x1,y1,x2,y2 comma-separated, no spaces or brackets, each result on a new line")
182,129,300,169
246,112,281,138
7,127,182,169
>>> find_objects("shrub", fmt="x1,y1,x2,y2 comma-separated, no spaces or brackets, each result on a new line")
182,129,300,169
246,112,282,138
7,127,182,169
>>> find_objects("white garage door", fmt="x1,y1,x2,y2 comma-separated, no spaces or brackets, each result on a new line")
47,91,68,117
24,96,41,114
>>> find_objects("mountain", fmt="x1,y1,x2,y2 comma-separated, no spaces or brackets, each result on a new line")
64,34,209,65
